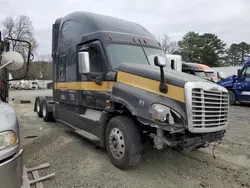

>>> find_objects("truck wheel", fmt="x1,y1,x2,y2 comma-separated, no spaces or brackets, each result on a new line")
105,116,142,170
42,101,54,122
228,90,236,105
35,97,43,117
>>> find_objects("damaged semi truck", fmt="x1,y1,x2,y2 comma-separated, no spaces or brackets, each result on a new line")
34,11,229,169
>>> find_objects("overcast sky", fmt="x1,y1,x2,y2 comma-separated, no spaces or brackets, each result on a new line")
0,0,249,56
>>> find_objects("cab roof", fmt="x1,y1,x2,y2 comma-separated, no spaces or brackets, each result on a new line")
61,11,154,38
55,11,161,49
182,62,214,72
196,63,211,70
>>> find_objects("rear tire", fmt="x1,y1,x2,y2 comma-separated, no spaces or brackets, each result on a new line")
105,116,142,170
42,101,54,122
228,90,236,105
35,97,43,117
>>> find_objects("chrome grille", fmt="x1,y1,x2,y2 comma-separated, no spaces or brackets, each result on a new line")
191,88,229,129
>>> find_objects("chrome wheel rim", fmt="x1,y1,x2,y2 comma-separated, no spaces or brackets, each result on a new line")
42,104,46,117
109,128,125,159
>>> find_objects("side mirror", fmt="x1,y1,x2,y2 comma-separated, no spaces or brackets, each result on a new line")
217,72,225,80
78,51,90,74
0,51,24,70
154,56,166,67
170,60,175,70
154,55,168,93
237,69,241,77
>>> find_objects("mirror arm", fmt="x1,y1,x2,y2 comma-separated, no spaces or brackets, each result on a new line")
5,38,32,81
159,67,168,93
0,60,14,69
94,76,103,85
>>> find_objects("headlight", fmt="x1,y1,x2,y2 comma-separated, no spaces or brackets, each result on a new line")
0,131,18,150
150,104,174,123
150,104,183,127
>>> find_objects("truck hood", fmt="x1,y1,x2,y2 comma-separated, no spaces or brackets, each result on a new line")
118,63,208,87
217,75,236,87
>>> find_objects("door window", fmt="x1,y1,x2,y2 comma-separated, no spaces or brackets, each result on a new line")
243,67,250,76
89,46,101,73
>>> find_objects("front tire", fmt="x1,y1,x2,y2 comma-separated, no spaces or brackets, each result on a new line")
228,90,236,105
105,116,142,170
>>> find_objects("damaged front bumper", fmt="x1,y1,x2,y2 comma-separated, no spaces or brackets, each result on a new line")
151,129,226,151
177,130,226,150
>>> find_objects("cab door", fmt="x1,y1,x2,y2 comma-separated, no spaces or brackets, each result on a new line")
77,40,110,110
236,66,250,101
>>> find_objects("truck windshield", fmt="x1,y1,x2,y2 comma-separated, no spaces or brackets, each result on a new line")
205,71,216,78
195,71,206,78
106,44,169,69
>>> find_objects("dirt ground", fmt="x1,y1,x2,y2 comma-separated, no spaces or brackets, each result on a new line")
9,90,250,188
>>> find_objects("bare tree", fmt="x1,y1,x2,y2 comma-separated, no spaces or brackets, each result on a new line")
1,15,38,79
2,15,38,56
37,54,52,63
26,61,52,80
161,34,179,54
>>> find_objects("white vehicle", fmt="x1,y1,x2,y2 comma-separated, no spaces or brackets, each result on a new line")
165,54,182,72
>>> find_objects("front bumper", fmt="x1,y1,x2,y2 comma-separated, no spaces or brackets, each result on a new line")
179,130,226,149
0,149,23,188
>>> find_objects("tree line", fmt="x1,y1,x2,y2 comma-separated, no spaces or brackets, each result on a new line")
161,32,250,67
1,15,249,80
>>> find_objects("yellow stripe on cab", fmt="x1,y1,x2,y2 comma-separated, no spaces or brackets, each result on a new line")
117,71,185,103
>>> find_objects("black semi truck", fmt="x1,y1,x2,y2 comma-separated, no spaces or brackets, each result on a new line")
34,11,229,169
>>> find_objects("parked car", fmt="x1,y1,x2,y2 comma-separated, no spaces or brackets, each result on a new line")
0,31,32,188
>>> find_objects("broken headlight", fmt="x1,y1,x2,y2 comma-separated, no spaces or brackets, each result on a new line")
149,104,183,127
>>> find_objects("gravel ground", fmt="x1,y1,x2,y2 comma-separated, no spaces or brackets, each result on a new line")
9,90,250,188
